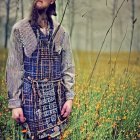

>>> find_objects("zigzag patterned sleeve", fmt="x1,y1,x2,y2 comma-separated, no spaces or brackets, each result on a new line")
6,27,24,109
61,32,75,100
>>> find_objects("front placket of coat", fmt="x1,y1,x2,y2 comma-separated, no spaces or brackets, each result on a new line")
22,20,64,139
34,24,58,133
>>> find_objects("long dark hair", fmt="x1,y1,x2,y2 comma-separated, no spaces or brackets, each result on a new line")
29,1,57,25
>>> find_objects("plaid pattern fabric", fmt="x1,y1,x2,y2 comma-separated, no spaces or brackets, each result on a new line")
22,18,67,140
24,19,61,81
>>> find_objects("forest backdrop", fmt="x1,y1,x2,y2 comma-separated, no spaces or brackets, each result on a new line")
0,0,140,140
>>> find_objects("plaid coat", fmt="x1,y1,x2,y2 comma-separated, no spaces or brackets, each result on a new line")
6,17,75,139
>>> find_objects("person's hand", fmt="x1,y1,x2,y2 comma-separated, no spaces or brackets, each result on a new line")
61,100,73,118
12,108,26,123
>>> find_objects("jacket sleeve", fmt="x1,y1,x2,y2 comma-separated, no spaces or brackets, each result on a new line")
61,32,75,100
6,27,24,109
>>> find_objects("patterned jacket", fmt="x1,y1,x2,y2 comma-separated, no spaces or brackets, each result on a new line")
6,18,75,109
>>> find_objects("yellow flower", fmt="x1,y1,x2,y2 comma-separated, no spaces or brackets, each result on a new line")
122,116,127,120
95,102,101,110
112,122,117,128
62,129,72,139
80,125,85,133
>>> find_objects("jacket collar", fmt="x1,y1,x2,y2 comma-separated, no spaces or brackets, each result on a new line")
15,18,65,57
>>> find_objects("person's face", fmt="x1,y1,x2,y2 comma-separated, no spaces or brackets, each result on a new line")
35,0,55,10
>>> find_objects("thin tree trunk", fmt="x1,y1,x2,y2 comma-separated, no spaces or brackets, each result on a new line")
21,0,24,19
70,0,75,37
14,0,19,22
127,0,136,71
110,0,118,74
4,0,11,48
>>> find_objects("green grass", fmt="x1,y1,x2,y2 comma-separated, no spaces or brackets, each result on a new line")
0,49,140,140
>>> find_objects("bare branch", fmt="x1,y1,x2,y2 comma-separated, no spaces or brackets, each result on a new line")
52,0,70,40
87,0,127,86
113,24,128,74
106,0,108,6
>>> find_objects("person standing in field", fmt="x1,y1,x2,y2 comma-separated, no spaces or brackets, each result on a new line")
6,0,75,139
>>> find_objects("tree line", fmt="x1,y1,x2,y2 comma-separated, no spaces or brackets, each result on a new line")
0,0,24,48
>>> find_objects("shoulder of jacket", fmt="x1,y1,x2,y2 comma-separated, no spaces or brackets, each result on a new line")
11,18,38,58
12,18,29,31
53,19,67,34
52,19,69,47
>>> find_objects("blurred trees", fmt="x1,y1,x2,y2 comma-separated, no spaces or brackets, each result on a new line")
0,0,24,48
0,0,140,51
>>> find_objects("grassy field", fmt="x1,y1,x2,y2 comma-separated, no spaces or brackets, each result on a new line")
0,49,140,140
